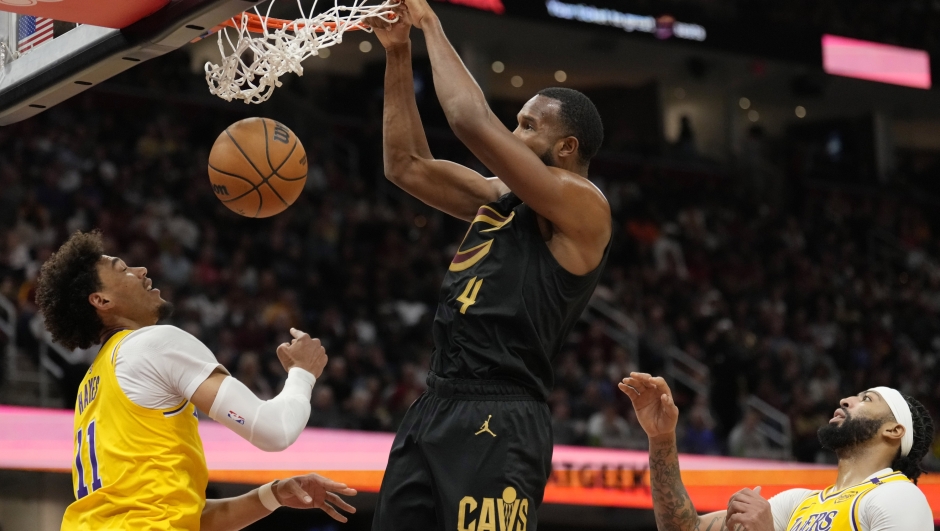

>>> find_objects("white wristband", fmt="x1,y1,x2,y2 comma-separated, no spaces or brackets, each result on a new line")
258,480,281,512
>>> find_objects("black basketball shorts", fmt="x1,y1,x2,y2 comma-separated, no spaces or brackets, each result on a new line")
372,373,553,531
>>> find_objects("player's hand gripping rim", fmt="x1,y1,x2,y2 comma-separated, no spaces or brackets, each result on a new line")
367,3,412,49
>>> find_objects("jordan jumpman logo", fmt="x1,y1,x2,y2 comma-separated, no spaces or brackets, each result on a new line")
475,415,496,437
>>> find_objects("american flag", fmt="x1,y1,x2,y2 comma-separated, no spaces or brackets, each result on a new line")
17,15,54,53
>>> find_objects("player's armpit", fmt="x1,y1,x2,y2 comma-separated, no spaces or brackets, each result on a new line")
386,157,508,221
447,115,611,272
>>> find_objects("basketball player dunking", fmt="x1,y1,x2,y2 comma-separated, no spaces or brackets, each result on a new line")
619,373,934,530
370,1,611,529
36,231,356,531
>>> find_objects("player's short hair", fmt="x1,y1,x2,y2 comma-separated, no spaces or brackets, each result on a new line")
536,87,604,164
891,395,934,484
35,230,105,350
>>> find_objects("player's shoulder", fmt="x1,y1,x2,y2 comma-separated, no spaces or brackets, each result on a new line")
768,488,816,515
126,324,197,344
120,325,216,367
863,477,929,506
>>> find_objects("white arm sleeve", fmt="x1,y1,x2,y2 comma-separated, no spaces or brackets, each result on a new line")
208,367,315,452
768,488,814,531
860,481,934,531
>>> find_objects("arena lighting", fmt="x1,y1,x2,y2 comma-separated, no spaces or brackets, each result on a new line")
433,0,505,15
822,35,931,89
545,0,706,42
3,406,940,519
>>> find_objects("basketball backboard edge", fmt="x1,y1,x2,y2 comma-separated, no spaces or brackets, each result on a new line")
0,0,262,126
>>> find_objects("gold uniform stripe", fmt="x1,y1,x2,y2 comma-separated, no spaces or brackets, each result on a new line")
450,240,494,272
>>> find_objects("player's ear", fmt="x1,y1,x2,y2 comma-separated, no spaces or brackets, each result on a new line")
88,291,113,311
558,135,579,160
883,421,905,445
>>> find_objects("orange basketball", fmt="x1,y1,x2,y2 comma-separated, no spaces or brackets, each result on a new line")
208,117,307,218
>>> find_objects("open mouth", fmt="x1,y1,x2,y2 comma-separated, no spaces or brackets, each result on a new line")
145,279,156,292
830,408,846,423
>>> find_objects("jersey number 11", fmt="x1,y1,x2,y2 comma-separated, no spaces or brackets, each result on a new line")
75,420,103,499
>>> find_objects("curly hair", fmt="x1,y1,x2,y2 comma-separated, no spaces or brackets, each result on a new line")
890,395,935,484
35,231,106,350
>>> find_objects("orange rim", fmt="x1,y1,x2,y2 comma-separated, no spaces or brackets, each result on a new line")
217,11,389,34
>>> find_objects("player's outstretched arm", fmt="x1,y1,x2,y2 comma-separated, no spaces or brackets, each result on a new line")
404,0,610,273
619,373,732,531
191,328,327,452
200,472,357,531
371,9,507,221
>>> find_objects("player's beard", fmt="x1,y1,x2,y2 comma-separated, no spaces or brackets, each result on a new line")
539,147,557,168
817,411,885,452
157,301,175,322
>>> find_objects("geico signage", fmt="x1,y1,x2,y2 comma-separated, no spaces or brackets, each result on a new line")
549,462,650,490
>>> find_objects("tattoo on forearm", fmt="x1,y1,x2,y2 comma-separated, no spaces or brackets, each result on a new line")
649,438,701,531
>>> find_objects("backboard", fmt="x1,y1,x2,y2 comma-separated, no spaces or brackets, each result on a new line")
0,0,264,126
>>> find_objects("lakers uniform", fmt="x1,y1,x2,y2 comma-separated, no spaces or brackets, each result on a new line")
785,471,912,531
61,330,208,531
374,193,610,531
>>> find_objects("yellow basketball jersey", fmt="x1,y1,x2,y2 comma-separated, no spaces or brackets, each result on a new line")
785,470,911,531
61,329,209,531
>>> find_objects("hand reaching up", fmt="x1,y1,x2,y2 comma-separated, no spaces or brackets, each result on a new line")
618,372,679,439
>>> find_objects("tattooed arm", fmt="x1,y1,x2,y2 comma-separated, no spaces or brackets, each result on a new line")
648,432,727,531
620,374,730,531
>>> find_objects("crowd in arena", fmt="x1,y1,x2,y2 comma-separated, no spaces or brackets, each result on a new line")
1,60,940,470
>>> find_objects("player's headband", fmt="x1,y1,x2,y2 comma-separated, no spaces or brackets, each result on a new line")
869,386,914,457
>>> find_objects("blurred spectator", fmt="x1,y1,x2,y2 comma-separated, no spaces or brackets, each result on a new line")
234,352,273,400
727,409,773,459
308,387,344,429
587,404,633,449
680,402,721,455
551,400,584,446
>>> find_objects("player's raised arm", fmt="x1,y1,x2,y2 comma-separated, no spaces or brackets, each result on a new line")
403,0,610,273
190,327,327,452
619,373,734,531
371,9,507,221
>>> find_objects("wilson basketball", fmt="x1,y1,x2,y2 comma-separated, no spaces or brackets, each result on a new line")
208,117,307,218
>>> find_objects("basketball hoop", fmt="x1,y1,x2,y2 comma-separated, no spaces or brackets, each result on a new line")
205,0,399,104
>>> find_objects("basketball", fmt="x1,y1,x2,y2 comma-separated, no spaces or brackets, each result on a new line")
208,117,307,218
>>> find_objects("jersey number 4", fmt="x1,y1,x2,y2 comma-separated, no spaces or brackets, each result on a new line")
75,420,103,499
456,277,484,314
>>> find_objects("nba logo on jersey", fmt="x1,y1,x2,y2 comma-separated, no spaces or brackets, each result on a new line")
227,411,245,425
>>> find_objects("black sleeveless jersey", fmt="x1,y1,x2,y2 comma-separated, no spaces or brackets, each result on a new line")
431,192,610,400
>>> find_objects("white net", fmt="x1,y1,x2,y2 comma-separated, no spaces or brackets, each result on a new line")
205,0,398,104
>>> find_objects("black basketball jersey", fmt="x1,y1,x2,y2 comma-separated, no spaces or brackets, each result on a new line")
431,192,610,400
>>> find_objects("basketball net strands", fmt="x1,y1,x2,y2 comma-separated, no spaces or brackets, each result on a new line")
205,0,399,104
0,0,396,125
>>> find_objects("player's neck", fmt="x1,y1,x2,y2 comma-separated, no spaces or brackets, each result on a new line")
833,445,893,490
98,316,146,343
